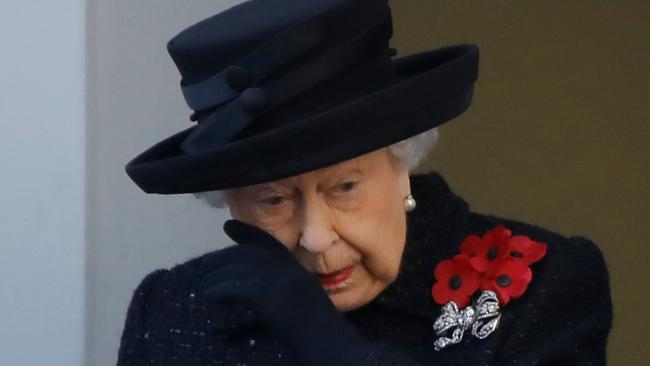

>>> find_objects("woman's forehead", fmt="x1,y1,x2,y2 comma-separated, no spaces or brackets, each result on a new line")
246,150,386,191
268,158,363,187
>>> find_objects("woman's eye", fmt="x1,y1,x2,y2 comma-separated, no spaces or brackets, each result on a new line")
260,195,285,206
337,181,358,193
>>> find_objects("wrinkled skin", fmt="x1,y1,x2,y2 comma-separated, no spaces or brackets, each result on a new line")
225,148,411,311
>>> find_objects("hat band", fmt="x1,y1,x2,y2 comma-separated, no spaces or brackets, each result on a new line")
180,10,393,155
180,9,329,111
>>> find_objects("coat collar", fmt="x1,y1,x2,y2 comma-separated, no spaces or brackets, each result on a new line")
368,170,471,321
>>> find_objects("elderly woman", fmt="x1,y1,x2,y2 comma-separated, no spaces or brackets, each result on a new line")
118,0,612,365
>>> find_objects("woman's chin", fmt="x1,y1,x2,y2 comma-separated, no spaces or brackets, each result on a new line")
329,291,364,312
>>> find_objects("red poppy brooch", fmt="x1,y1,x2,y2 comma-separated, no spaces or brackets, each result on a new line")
431,225,547,350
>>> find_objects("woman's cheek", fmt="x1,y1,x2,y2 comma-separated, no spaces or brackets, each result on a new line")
361,208,406,282
246,201,292,225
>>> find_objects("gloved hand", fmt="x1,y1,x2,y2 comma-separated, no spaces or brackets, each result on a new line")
198,219,375,365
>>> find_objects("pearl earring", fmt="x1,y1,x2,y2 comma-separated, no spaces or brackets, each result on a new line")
404,194,416,212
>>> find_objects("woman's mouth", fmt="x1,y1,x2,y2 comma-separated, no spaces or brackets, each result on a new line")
318,265,355,290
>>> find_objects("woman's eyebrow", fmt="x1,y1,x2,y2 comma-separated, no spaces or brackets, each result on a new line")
339,167,364,176
343,168,363,177
249,185,285,194
253,180,299,195
319,169,364,186
324,159,363,173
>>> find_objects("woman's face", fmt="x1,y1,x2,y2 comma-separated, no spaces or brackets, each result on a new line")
225,148,411,311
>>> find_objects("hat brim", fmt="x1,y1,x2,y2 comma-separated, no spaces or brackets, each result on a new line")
126,44,479,194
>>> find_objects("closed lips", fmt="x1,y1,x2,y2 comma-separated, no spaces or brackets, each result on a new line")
318,266,354,286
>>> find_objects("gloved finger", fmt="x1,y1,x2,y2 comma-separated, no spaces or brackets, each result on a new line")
223,219,293,256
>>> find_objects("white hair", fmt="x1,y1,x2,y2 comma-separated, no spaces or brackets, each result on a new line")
193,127,439,208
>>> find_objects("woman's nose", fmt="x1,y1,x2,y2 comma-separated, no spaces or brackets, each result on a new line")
298,199,338,253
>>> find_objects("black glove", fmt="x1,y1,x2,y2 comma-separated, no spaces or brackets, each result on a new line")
198,219,379,365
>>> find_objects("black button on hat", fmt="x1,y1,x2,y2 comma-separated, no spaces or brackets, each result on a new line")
239,87,267,113
225,65,250,91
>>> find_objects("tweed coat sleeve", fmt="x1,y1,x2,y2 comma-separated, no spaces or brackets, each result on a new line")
116,269,169,366
113,257,426,366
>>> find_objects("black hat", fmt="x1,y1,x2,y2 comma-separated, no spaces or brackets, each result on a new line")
125,0,479,194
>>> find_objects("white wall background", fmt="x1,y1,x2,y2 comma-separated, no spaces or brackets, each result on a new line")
86,1,243,365
1,1,243,366
0,1,86,365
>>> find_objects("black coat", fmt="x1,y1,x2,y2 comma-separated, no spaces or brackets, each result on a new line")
117,171,612,365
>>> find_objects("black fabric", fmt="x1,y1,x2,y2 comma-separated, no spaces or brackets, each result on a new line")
125,44,478,194
180,15,325,111
168,0,385,84
180,11,393,153
124,0,480,194
116,171,612,365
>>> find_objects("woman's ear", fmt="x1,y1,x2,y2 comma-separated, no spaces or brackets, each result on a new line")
397,168,411,198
